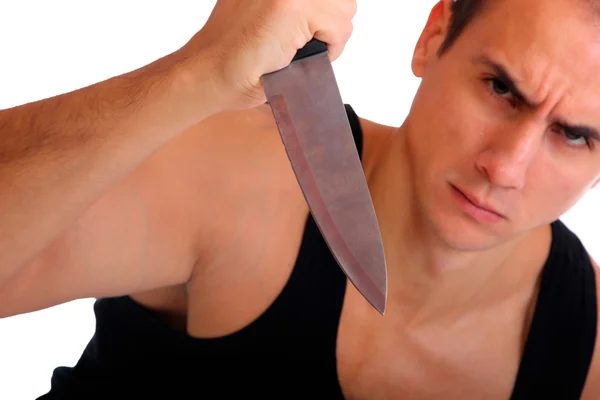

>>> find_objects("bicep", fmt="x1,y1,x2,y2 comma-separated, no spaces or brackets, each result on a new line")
0,166,197,318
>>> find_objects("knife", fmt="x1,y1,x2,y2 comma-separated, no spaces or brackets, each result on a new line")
261,39,388,315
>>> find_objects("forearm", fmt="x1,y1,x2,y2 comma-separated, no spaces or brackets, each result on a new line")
0,54,215,285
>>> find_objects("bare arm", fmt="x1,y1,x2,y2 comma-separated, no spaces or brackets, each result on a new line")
0,55,215,286
0,0,357,314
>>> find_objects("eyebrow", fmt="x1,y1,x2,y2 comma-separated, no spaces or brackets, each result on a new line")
473,55,600,141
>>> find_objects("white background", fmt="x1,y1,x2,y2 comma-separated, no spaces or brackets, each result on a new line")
0,1,598,399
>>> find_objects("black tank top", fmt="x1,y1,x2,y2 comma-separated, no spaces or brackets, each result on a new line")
37,105,597,400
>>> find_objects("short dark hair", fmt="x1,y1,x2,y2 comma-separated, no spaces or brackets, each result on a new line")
437,0,598,57
437,0,487,56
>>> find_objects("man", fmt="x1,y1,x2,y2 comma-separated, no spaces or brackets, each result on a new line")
0,0,599,398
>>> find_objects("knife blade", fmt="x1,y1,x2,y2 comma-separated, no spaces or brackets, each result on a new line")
261,39,388,314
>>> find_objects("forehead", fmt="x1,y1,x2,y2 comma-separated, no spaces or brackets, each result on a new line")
456,0,600,115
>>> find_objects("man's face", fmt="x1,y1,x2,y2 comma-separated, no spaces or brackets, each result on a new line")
405,0,600,251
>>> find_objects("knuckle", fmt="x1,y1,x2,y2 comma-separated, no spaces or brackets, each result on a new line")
347,0,358,18
269,0,283,13
345,22,354,39
272,0,294,15
285,0,301,13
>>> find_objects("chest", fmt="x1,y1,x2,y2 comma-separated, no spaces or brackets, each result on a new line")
335,286,529,400
183,232,531,400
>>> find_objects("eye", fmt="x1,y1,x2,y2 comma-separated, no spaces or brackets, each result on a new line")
552,125,592,149
487,78,512,98
563,130,590,147
483,77,516,106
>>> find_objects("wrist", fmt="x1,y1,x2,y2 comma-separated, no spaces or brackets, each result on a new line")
165,48,231,123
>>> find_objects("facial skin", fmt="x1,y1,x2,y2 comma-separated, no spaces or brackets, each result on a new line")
400,0,600,253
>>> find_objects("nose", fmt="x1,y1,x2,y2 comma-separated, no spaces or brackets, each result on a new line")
474,121,542,190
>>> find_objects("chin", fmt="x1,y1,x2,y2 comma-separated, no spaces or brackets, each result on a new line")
430,214,510,252
416,195,514,253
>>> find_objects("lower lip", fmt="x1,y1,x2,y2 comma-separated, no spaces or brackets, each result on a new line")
449,185,504,223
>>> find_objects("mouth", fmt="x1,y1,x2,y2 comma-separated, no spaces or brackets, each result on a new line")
450,184,506,222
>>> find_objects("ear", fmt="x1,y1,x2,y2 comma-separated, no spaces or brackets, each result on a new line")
412,0,454,77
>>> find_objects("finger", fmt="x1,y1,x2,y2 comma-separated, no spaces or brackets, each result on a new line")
313,22,354,62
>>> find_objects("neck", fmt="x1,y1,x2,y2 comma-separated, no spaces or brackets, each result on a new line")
364,124,549,328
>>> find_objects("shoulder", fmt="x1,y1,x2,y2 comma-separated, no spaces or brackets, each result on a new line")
176,103,299,195
175,104,309,259
581,257,600,399
353,111,397,173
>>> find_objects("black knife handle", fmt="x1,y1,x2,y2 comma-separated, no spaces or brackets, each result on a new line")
292,39,328,62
